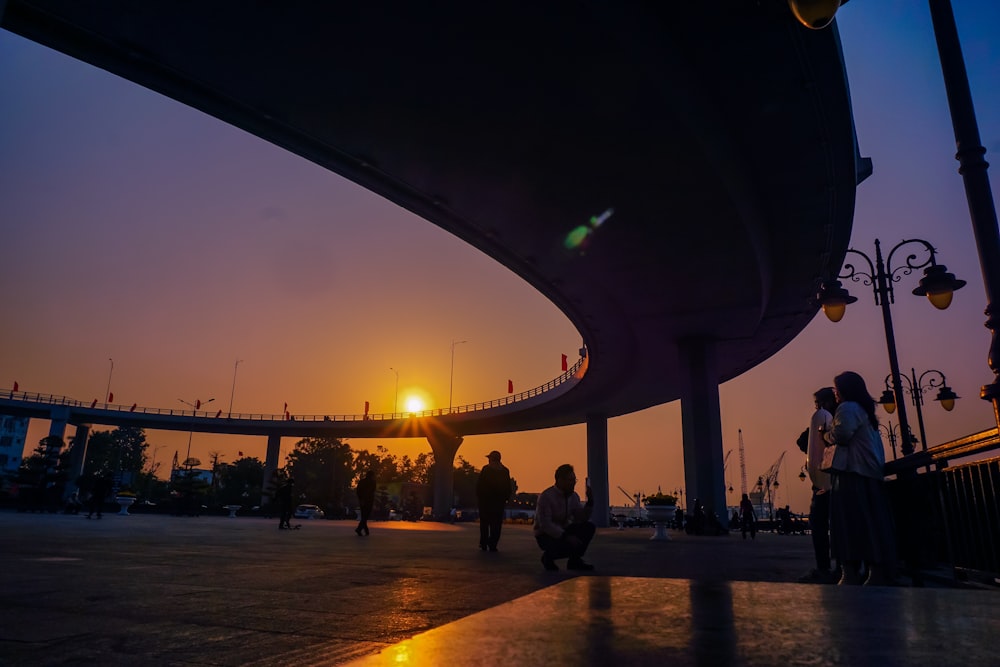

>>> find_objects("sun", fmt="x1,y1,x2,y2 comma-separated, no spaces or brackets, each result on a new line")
404,396,426,413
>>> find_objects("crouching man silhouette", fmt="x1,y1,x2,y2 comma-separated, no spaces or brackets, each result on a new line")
533,463,596,571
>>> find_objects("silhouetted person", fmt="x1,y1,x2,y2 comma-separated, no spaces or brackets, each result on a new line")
534,463,595,571
801,387,837,584
356,470,375,536
686,498,706,535
276,478,294,530
476,450,512,552
86,475,110,519
824,371,897,585
739,493,756,540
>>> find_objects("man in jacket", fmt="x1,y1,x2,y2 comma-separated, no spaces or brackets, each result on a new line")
533,463,595,571
476,450,512,551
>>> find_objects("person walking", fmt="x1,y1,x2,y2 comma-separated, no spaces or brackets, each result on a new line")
276,477,294,530
823,371,897,585
86,474,110,520
476,450,512,552
533,463,595,571
739,493,756,540
356,470,375,536
799,387,838,584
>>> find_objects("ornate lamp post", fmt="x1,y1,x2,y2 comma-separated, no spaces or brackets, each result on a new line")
792,0,1000,428
816,239,964,456
878,421,903,460
878,369,960,451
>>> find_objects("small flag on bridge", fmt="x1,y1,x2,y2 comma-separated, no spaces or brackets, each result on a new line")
195,399,201,410
108,392,114,403
507,379,514,394
90,399,98,408
130,403,137,412
12,381,18,392
215,409,222,418
561,354,568,371
238,451,243,457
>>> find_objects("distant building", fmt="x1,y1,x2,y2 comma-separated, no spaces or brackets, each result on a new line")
0,415,29,477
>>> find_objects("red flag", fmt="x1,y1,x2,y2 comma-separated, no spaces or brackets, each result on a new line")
561,354,568,371
215,409,222,418
285,411,290,420
238,451,243,457
364,400,370,415
12,381,18,392
130,403,137,412
507,379,514,394
195,399,201,409
90,399,98,408
108,392,114,403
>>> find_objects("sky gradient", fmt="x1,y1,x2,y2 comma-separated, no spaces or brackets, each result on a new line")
2,3,999,512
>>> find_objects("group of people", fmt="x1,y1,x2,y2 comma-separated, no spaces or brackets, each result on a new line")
801,371,896,585
274,452,597,571
476,451,596,570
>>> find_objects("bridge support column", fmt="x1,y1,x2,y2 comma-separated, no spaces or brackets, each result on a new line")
678,338,728,530
48,406,70,440
427,433,463,520
262,434,281,506
586,414,609,527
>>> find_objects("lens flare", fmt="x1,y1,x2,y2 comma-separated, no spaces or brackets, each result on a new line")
564,207,614,250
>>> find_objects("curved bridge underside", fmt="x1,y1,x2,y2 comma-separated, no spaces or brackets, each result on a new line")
2,1,869,435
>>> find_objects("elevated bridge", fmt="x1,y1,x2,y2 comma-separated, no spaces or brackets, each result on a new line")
1,2,870,521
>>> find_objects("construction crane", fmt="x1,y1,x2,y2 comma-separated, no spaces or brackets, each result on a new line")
738,429,749,498
723,449,733,494
754,451,786,519
617,486,642,509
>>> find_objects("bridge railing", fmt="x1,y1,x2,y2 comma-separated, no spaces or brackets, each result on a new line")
884,426,1000,587
2,356,587,422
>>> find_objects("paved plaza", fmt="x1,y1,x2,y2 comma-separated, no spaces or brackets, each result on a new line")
1,510,997,666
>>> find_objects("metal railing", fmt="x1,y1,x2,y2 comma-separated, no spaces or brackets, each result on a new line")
1,356,587,423
885,426,1000,587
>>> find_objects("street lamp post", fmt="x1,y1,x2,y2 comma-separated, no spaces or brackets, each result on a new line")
389,367,399,415
104,357,114,408
879,368,960,452
178,397,215,463
792,0,1000,428
228,359,243,417
878,422,902,460
449,340,467,412
816,238,964,456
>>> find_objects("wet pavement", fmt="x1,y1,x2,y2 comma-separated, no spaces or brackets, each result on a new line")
0,511,995,665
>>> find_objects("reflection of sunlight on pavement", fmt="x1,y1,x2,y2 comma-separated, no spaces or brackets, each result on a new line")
371,521,465,532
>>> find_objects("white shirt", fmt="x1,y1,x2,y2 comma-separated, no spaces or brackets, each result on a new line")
808,408,833,492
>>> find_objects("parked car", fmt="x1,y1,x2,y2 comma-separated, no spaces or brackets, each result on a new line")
293,504,325,519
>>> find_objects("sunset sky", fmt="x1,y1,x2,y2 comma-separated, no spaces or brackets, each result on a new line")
2,3,998,512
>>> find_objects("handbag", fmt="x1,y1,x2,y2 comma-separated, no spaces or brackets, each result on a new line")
820,442,848,473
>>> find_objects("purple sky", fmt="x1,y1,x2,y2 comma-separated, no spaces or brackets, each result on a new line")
2,3,998,510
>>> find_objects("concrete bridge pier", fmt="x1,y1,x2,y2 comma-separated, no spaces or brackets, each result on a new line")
427,433,463,519
586,414,609,527
47,406,69,441
262,434,281,507
678,338,728,529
